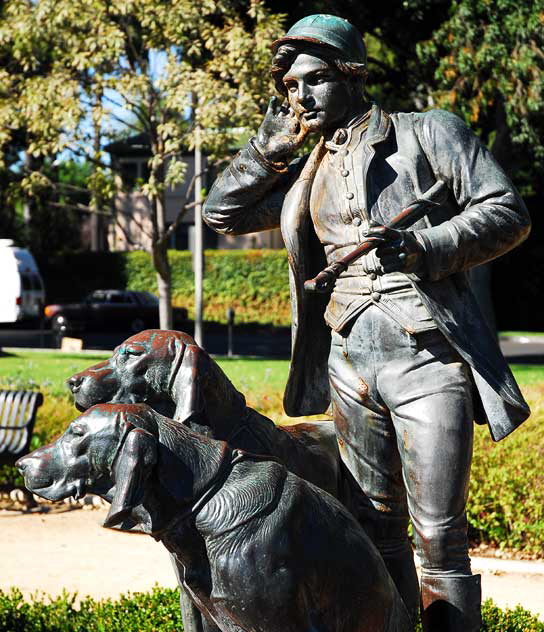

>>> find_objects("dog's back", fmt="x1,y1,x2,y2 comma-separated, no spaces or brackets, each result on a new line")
194,457,412,632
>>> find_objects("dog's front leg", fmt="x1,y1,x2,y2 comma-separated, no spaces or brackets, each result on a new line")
169,554,222,632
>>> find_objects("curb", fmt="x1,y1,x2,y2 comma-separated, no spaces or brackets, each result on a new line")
499,335,544,345
414,555,544,576
470,556,544,576
2,346,112,355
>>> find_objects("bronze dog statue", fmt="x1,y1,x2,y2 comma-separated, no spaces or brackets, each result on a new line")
68,330,366,510
17,403,411,632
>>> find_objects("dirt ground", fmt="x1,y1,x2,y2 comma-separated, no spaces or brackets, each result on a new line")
1,505,543,621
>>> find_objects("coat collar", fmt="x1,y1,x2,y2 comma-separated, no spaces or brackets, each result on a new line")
364,103,391,148
321,103,390,154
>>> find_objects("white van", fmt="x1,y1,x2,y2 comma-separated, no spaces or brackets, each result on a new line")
0,239,45,323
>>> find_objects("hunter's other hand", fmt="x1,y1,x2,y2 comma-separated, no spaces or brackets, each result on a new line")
365,225,424,275
254,96,309,163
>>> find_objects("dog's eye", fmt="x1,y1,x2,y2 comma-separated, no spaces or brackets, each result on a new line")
125,347,144,357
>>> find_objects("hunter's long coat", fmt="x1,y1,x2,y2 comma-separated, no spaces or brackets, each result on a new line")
204,105,531,441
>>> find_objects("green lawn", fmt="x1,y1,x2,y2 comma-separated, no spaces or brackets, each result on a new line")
0,351,291,399
0,350,541,395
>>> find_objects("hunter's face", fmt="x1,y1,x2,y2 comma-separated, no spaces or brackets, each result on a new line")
282,53,355,134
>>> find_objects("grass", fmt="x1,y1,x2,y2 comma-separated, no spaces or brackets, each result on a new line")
1,350,544,552
0,352,111,396
509,364,544,385
1,349,542,396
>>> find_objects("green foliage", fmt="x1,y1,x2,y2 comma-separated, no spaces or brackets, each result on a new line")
128,248,291,325
416,0,544,190
0,590,541,631
0,586,182,632
480,599,544,632
468,385,544,553
39,249,292,325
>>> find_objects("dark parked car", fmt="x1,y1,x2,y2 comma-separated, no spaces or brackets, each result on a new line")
44,290,188,334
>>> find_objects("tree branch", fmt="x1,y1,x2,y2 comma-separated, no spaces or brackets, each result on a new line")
49,201,110,216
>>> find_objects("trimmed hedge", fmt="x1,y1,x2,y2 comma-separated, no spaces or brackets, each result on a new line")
0,587,181,632
38,249,291,326
0,589,542,631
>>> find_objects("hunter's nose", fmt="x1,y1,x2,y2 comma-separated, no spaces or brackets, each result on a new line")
68,375,83,392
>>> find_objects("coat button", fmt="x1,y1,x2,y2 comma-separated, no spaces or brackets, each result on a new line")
341,169,349,177
369,272,377,281
352,217,362,226
371,291,381,301
346,192,354,200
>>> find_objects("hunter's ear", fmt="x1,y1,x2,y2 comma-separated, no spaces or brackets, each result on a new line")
104,427,157,530
169,342,206,423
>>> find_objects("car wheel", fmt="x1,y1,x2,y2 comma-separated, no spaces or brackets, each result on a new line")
130,317,146,333
51,314,68,333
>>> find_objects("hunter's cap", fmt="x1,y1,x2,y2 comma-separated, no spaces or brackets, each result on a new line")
272,14,366,65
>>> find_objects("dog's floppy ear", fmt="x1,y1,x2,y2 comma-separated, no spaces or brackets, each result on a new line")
168,340,205,423
104,427,157,531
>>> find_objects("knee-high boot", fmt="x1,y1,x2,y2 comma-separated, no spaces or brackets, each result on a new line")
421,574,481,632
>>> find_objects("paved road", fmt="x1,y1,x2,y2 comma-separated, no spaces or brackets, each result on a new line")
0,323,292,357
1,326,543,361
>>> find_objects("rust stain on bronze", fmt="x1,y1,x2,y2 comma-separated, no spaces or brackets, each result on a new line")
357,378,369,399
333,403,350,439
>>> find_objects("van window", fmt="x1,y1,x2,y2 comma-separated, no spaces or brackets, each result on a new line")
31,275,42,290
21,275,32,290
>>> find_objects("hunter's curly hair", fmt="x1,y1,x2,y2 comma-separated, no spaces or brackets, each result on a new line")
271,43,368,96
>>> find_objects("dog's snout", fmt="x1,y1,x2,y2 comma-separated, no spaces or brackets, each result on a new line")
68,375,83,392
15,455,30,472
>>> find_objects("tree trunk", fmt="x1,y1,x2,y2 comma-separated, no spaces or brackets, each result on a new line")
90,89,105,252
153,192,173,330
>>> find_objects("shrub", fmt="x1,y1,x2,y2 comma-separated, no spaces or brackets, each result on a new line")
468,384,544,553
39,249,292,325
0,590,542,632
0,587,182,632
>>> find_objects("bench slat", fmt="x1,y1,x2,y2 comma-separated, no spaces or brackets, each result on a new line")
0,390,43,461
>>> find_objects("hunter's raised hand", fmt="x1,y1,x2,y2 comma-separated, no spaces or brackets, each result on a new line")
254,96,309,163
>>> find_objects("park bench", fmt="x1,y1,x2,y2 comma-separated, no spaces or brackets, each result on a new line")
0,390,44,506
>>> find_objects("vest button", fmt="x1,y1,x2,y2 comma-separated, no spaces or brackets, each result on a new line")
371,291,381,302
341,169,349,177
346,192,354,200
369,272,377,281
352,217,362,226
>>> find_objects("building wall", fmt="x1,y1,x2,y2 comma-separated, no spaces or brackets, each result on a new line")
109,153,284,252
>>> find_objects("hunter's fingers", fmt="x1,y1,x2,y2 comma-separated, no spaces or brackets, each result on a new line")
267,96,278,116
365,225,400,241
376,240,404,255
379,255,405,272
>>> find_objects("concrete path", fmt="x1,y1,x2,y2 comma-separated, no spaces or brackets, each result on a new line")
1,506,543,620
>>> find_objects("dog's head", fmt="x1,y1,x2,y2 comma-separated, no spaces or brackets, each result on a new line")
17,402,227,534
68,330,203,421
16,403,169,532
68,329,246,429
